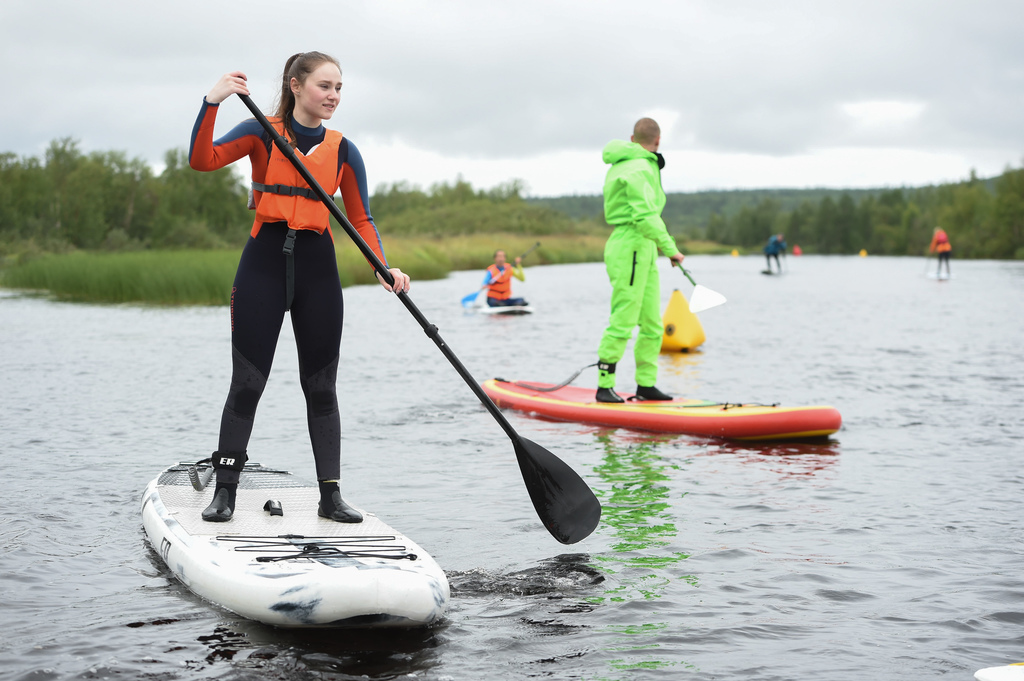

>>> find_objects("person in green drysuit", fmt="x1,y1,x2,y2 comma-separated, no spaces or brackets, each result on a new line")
596,118,685,403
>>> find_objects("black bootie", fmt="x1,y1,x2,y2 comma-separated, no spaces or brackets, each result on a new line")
317,482,363,523
596,360,623,403
635,385,674,401
596,387,625,403
201,482,237,522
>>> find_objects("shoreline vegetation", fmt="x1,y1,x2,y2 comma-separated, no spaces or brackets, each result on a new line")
0,235,733,306
2,138,1023,304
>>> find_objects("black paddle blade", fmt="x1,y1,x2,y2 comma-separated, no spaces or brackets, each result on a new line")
514,437,602,544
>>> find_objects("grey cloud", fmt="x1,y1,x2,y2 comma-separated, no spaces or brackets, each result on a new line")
2,0,1022,179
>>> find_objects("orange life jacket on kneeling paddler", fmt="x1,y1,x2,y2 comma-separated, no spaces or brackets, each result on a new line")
252,117,344,235
486,264,514,300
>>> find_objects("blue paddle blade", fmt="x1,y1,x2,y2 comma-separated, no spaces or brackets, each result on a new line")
461,290,481,307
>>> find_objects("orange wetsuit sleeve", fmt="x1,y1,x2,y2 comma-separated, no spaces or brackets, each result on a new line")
188,98,269,179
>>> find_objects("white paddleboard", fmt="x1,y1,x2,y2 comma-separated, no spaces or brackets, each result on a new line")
478,304,534,315
976,664,1024,681
141,462,449,628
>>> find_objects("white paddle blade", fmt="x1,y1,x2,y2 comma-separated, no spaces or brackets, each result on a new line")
688,284,727,313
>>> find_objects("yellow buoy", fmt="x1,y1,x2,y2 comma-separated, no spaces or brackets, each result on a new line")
859,249,868,257
731,249,738,257
661,289,706,353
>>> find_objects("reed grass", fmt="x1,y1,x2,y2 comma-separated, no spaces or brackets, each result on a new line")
2,250,240,305
1,232,688,305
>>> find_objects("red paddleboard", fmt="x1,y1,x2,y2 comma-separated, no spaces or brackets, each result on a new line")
482,379,841,440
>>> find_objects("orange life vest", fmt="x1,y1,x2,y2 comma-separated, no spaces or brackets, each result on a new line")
253,117,343,234
930,230,952,253
486,264,514,300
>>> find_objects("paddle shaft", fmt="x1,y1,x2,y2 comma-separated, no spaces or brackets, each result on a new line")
238,95,527,446
518,242,541,261
677,262,697,286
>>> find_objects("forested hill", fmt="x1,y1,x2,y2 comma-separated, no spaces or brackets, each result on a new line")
527,172,1021,260
529,185,967,234
1,137,1021,260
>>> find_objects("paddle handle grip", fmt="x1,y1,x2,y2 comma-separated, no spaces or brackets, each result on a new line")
238,94,522,443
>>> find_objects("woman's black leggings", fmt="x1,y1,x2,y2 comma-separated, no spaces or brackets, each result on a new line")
216,222,344,484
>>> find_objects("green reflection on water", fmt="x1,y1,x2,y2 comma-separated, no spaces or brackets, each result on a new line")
590,432,695,597
585,432,699,677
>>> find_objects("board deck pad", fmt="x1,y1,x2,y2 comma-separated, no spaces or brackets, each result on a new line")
158,466,398,540
142,463,449,628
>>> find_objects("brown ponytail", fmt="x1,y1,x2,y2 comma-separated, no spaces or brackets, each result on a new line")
273,51,342,147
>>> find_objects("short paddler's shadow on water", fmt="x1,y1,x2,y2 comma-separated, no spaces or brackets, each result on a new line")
138,541,448,678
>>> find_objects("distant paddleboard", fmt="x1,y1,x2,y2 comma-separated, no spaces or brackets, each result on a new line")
141,461,449,628
975,663,1024,681
478,304,534,315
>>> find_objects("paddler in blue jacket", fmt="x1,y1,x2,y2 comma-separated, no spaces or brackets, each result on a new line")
596,118,685,403
763,233,786,273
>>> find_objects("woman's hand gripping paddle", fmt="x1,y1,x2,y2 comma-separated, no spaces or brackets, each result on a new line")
237,95,599,544
677,263,727,313
461,241,541,308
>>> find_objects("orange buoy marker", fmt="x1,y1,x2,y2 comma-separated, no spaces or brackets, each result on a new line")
859,249,868,257
661,289,706,353
792,245,802,256
731,249,739,257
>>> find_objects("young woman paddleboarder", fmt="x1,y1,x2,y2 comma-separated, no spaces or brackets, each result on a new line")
189,51,410,524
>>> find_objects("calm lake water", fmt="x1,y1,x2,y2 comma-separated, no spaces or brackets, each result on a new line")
1,254,1023,681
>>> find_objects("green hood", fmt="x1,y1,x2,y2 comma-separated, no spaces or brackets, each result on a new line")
601,140,678,257
602,139,655,166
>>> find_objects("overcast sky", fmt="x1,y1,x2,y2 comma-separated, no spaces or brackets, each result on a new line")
3,0,1022,197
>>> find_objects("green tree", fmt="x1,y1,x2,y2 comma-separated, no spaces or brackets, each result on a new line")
992,167,1024,259
152,148,249,247
813,197,838,253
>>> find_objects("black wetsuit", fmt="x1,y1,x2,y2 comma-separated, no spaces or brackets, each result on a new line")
218,223,344,483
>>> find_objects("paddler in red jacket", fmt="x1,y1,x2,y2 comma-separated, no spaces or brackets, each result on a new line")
928,226,952,278
188,51,410,524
